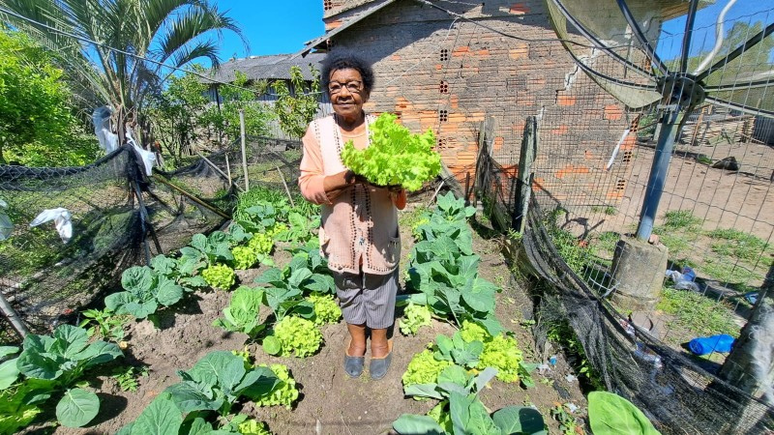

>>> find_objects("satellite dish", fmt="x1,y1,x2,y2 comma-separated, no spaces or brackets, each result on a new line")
546,0,774,240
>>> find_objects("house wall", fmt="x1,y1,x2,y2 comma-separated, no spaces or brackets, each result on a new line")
322,0,637,207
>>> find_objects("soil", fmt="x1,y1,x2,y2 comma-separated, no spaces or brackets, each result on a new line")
23,199,590,435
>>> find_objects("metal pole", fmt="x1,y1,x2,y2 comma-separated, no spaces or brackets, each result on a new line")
239,110,250,192
635,109,680,241
0,290,29,339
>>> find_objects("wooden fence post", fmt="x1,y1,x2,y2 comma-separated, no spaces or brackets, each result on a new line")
513,116,537,232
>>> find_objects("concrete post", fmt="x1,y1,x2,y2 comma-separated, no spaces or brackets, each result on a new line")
610,235,669,310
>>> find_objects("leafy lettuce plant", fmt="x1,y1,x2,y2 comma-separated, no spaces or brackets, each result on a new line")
105,265,185,319
394,366,546,435
213,286,266,337
254,364,299,409
402,349,454,389
400,302,432,336
202,263,236,290
341,112,441,191
263,316,323,358
306,292,342,325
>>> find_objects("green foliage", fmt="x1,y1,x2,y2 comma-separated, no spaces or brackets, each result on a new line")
207,71,272,141
111,365,149,392
588,391,660,435
164,351,279,416
78,308,128,342
56,388,100,428
254,250,335,321
551,403,583,435
254,364,299,410
341,113,442,191
0,381,44,434
546,318,603,390
271,65,321,138
202,264,236,290
213,286,266,337
180,232,235,272
146,65,211,166
396,366,546,435
2,325,122,430
402,349,454,388
306,292,342,326
267,316,323,358
399,302,432,336
478,334,524,383
16,325,122,386
662,210,701,230
707,228,770,262
0,30,97,166
657,288,739,338
105,266,185,319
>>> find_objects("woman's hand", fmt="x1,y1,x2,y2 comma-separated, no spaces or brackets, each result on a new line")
324,170,357,201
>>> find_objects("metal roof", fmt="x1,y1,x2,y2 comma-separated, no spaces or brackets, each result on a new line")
297,0,397,57
204,52,326,84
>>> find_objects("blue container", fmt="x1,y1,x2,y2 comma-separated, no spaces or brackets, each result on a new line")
681,266,696,282
688,334,735,355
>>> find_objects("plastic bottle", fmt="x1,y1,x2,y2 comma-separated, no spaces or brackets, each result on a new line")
688,334,735,355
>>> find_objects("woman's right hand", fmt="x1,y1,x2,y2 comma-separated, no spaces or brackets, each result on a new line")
323,170,357,200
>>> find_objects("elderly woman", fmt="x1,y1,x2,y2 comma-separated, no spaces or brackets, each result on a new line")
299,52,406,380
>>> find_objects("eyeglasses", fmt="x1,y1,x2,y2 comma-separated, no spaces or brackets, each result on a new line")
328,80,363,94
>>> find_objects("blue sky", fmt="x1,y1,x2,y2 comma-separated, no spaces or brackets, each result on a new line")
216,0,325,58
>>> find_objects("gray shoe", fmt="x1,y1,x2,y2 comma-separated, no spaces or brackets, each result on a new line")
344,354,365,378
369,352,392,380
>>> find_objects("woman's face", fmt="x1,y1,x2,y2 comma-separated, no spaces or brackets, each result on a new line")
328,68,368,124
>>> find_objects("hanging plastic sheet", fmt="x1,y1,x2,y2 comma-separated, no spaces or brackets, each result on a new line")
0,199,13,241
29,208,73,243
92,106,119,154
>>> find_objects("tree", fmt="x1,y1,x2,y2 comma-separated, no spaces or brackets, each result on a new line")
271,65,321,139
0,29,98,166
0,0,246,142
148,69,272,165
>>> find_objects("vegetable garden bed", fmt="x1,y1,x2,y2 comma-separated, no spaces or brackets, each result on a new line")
9,189,595,435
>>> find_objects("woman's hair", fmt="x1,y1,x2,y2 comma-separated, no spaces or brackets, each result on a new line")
321,51,375,94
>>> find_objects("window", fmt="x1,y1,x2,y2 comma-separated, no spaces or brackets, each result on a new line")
440,49,449,62
439,110,448,122
439,81,449,93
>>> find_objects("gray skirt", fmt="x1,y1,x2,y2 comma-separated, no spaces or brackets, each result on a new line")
333,269,399,329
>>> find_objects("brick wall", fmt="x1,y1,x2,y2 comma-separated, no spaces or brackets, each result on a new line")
320,0,635,208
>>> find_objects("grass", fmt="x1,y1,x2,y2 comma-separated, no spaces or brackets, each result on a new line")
707,228,770,262
657,288,739,339
662,210,702,230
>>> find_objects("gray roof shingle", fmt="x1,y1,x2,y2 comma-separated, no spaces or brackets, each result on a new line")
205,52,326,84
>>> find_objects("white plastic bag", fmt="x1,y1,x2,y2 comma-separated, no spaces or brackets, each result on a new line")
665,270,700,292
92,106,119,153
0,199,13,241
128,137,155,176
30,208,72,243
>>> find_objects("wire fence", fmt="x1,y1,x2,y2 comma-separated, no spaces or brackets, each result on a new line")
0,136,304,344
473,37,774,435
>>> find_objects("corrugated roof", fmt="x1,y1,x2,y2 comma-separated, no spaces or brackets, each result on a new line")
297,0,397,57
204,52,326,84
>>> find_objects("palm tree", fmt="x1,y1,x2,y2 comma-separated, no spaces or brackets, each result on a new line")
0,0,246,141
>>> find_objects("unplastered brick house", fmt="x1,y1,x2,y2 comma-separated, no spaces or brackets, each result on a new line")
303,0,639,206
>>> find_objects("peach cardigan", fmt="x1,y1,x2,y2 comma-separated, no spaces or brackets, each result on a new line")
298,114,400,275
